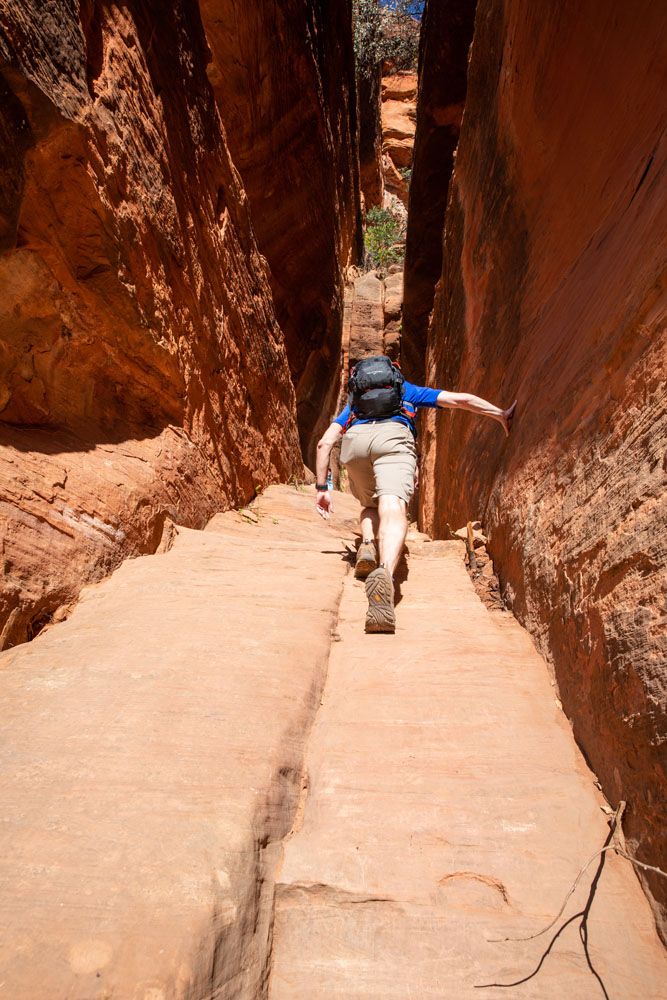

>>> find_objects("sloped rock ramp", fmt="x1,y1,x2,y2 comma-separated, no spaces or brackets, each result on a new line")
268,536,667,998
0,486,664,998
0,485,359,998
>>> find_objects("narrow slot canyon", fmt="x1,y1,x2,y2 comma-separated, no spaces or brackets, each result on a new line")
0,1,665,997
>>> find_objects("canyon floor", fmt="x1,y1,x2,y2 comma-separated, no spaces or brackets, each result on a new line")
0,485,664,999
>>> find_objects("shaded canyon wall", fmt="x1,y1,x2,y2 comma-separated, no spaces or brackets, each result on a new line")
358,65,384,212
201,0,362,464
414,0,667,935
402,0,476,381
0,0,360,648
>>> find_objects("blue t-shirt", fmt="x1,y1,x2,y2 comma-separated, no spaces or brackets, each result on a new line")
334,380,440,436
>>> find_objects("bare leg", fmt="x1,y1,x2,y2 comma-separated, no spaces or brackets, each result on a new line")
360,506,379,543
377,495,408,577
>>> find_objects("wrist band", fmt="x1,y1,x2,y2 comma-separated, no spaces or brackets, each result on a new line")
315,483,328,491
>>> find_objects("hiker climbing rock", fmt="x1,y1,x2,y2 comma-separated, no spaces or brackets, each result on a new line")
315,355,516,634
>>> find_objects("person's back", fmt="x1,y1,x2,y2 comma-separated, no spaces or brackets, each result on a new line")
314,354,516,633
346,355,405,421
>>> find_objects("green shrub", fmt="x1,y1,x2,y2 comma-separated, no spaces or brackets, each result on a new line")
364,206,405,269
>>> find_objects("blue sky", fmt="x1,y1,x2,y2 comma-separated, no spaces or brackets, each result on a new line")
380,1,424,18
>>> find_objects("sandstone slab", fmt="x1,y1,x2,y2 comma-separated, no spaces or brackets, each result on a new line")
348,271,385,363
381,73,418,102
383,270,404,322
0,485,359,998
382,152,410,205
269,539,667,997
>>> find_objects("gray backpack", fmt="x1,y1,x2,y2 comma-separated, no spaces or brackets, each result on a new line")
348,355,404,420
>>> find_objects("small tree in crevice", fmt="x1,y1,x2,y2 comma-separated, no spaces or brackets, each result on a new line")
364,205,406,270
353,0,423,80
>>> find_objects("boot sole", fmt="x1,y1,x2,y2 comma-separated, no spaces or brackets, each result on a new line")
365,571,395,634
354,554,378,580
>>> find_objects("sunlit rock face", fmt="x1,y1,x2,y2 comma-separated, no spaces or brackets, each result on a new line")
380,69,417,209
201,0,363,465
1,0,365,646
417,0,667,937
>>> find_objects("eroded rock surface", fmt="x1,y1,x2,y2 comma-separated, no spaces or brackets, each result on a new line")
402,0,476,381
0,485,360,999
268,534,667,998
358,66,384,211
0,0,361,646
201,0,362,462
381,70,416,206
416,0,667,935
341,267,403,377
3,488,666,997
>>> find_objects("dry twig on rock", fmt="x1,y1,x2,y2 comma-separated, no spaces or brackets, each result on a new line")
475,802,667,995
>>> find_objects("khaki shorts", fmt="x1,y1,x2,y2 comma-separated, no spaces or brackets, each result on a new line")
340,421,417,507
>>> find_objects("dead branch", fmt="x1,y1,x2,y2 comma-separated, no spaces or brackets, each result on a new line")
489,802,625,944
475,801,667,994
488,801,666,945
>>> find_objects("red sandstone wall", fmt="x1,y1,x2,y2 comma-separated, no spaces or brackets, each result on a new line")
358,66,384,212
0,0,359,647
417,0,667,935
402,0,476,382
201,0,362,464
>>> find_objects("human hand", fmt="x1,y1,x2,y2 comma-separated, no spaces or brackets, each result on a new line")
316,490,333,520
501,400,517,437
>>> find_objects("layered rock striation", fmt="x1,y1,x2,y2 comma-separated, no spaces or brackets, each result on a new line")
380,69,416,208
402,0,476,381
415,0,667,935
343,268,403,369
201,0,362,463
357,65,384,212
0,1,360,647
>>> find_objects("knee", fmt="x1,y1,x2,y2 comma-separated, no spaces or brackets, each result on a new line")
378,495,407,519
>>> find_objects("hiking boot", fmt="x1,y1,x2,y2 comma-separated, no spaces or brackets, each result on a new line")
354,540,378,580
365,566,395,634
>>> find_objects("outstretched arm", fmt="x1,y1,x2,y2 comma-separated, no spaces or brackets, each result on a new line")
314,422,343,519
437,391,517,437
